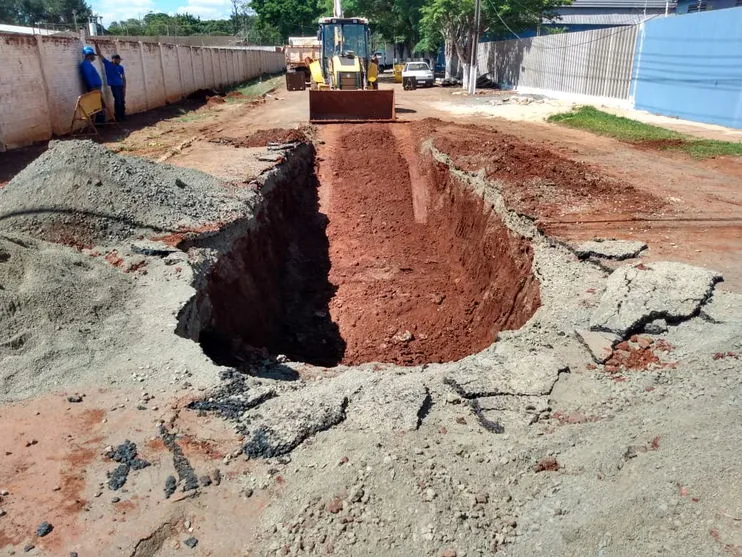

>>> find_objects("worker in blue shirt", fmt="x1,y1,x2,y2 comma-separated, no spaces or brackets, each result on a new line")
79,45,106,123
79,45,102,91
96,44,126,122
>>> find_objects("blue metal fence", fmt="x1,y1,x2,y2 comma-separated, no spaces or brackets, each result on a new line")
631,8,742,128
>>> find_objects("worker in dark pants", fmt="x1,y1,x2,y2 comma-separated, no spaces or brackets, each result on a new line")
97,45,126,122
79,45,105,123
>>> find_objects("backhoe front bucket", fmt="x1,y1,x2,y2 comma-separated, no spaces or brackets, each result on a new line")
309,89,396,122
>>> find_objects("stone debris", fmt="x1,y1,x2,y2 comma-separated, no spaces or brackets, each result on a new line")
164,475,177,499
574,239,647,261
105,441,151,490
533,457,560,472
130,240,179,257
643,318,668,334
0,234,132,402
183,536,199,549
35,521,53,537
590,262,722,337
160,426,200,492
187,371,276,421
575,328,618,363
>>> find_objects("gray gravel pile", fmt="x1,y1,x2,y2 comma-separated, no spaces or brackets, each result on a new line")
0,139,257,245
0,233,131,399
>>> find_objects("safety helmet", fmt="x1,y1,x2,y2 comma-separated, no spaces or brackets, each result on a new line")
82,46,95,55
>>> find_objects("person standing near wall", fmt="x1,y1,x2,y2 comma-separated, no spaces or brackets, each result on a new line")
80,45,106,123
96,45,126,122
79,46,102,92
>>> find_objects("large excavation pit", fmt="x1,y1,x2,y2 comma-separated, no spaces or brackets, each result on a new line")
178,124,541,368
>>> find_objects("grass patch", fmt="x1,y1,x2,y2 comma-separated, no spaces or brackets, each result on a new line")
226,73,284,102
548,105,742,159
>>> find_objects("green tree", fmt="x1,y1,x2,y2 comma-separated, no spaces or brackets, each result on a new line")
420,0,564,86
45,0,91,23
0,0,91,27
360,0,425,56
250,0,323,40
107,18,145,35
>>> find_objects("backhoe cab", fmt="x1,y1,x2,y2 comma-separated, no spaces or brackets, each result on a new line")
308,16,395,122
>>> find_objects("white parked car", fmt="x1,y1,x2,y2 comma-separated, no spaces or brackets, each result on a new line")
402,61,434,89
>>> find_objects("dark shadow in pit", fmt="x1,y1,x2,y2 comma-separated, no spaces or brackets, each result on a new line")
176,147,346,372
270,208,346,367
395,107,417,114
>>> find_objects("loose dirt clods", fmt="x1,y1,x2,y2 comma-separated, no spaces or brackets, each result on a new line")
0,107,740,557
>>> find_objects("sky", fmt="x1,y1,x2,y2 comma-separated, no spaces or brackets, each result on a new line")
90,0,234,26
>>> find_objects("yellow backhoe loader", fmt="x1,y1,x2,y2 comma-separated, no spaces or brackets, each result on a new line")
308,0,395,122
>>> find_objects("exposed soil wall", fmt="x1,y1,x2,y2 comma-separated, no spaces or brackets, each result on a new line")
318,124,540,365
178,125,541,368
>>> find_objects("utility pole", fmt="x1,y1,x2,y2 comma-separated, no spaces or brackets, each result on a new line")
467,0,481,95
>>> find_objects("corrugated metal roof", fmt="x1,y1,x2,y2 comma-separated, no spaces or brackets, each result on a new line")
563,0,675,8
549,12,663,23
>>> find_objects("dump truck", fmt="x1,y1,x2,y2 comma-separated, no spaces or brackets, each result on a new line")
307,0,395,122
285,36,321,86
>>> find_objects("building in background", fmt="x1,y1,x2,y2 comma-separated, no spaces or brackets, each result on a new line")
544,0,676,33
486,0,676,40
675,0,742,13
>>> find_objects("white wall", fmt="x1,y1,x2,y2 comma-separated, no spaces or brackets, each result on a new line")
479,26,638,101
0,32,285,151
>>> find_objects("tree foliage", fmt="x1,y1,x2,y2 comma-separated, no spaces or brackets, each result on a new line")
0,0,91,27
108,13,232,36
420,0,565,82
249,0,324,40
106,11,282,44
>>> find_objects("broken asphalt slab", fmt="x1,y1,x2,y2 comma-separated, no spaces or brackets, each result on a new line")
344,373,431,433
574,239,647,261
443,348,568,398
241,381,349,458
590,261,722,337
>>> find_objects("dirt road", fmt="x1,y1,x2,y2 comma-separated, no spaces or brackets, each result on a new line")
56,78,740,290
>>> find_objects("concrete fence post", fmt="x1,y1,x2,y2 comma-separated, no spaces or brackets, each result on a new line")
32,35,56,136
209,48,216,88
139,42,150,110
157,43,168,102
188,46,197,91
175,45,185,99
201,48,207,90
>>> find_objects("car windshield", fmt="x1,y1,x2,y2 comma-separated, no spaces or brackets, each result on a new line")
406,63,429,71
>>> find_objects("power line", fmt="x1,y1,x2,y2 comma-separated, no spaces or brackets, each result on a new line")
486,0,522,40
531,20,649,50
482,0,663,51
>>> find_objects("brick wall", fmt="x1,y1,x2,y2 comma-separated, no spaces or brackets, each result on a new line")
0,35,52,146
0,33,285,150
